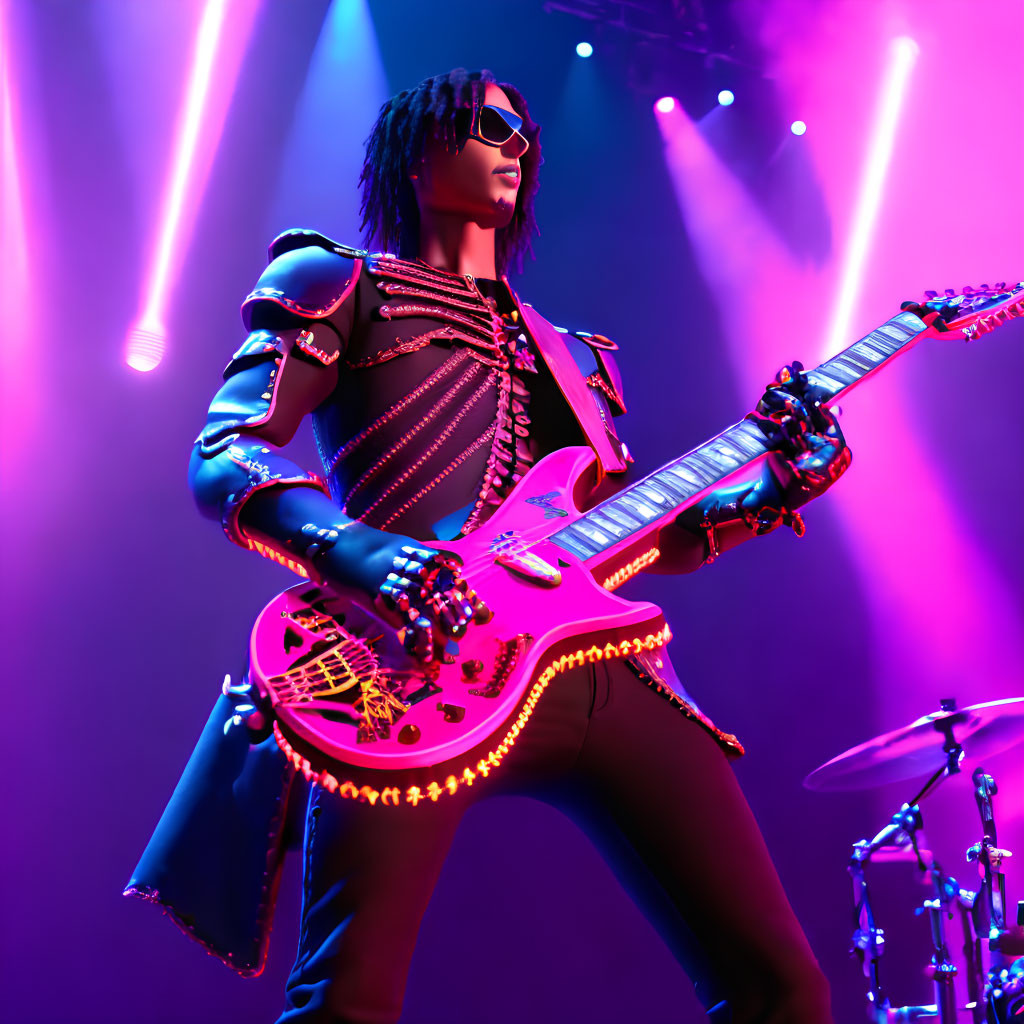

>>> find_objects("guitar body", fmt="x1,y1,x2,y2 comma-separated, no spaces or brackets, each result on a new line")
250,445,669,797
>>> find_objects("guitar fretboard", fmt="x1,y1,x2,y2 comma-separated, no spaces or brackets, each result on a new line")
551,310,928,562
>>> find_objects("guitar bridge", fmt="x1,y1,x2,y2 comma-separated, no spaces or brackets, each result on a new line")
469,634,533,699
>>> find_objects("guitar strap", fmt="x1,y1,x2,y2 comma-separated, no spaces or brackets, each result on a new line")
512,295,628,481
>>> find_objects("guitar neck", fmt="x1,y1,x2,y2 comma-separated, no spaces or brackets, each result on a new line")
550,309,929,565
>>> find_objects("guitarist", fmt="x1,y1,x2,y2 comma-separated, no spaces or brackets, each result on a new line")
129,69,848,1023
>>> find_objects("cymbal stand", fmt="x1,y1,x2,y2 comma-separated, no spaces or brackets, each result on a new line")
967,767,1024,1023
850,708,973,1023
969,768,1008,942
850,805,915,1019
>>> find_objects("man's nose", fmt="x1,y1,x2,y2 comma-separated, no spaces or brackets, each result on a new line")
502,132,529,159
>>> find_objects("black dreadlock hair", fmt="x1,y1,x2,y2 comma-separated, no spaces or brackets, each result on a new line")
358,68,542,277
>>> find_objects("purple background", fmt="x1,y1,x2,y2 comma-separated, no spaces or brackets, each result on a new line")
2,1,1022,1022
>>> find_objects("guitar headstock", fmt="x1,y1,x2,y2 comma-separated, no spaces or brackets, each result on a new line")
903,281,1024,340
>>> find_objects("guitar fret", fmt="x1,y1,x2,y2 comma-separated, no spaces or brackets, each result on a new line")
614,493,662,522
817,359,859,386
848,339,889,364
830,351,874,376
555,527,600,559
727,421,772,455
585,510,633,541
878,318,917,342
633,481,675,508
805,369,848,393
703,440,744,470
571,520,616,547
647,471,691,503
600,502,644,529
682,451,721,485
663,462,704,489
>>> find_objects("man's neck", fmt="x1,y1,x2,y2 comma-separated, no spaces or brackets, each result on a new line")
416,209,498,279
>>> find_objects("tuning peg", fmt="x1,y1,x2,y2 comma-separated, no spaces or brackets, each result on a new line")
962,285,974,296
945,288,957,297
923,290,938,299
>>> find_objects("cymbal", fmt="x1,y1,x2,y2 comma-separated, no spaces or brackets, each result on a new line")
804,698,1024,792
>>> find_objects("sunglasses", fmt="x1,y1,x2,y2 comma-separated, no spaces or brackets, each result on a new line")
464,104,530,155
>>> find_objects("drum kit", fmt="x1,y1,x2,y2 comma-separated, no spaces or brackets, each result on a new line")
806,697,1024,1023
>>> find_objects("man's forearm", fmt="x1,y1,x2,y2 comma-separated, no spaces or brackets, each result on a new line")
188,434,389,593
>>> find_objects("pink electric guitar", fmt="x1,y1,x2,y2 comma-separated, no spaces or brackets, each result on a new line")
249,284,1023,806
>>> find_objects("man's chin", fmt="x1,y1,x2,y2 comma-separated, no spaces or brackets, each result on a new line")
475,196,516,229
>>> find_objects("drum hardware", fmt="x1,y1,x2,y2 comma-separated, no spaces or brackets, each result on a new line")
806,697,1024,1022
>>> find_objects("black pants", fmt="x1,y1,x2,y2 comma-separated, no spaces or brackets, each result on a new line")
275,652,831,1024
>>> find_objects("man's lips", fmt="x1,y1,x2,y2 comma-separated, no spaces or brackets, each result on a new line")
493,163,520,184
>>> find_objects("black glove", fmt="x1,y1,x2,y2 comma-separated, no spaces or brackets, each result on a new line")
673,361,852,564
745,360,852,529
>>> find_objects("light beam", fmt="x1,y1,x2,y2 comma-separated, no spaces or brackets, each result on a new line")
125,0,238,372
0,0,37,483
822,36,918,358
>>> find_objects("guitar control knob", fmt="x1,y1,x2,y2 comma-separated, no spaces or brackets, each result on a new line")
462,659,484,679
398,724,421,745
473,605,494,624
437,702,466,723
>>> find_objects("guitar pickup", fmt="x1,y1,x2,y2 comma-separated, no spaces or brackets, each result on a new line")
494,547,561,586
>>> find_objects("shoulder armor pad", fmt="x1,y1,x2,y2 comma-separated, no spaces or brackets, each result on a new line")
242,240,361,331
268,227,368,262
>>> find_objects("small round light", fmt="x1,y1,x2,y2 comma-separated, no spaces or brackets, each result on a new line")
654,96,676,114
717,89,735,107
576,41,593,58
893,36,920,60
125,321,167,372
790,120,807,136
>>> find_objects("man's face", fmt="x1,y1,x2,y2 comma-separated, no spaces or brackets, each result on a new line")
411,83,526,230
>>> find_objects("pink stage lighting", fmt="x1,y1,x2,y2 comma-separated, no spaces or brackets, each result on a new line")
822,36,919,359
1,0,27,295
125,0,232,372
1,0,34,481
655,96,676,114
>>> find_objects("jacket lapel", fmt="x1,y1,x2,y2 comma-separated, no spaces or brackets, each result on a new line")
509,289,627,479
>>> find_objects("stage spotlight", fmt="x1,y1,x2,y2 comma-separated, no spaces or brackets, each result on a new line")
126,321,167,373
654,96,676,114
790,119,807,136
126,0,235,372
576,41,593,58
717,89,734,106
